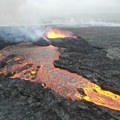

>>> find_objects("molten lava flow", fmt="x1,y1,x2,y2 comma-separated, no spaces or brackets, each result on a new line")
45,28,76,39
0,43,120,111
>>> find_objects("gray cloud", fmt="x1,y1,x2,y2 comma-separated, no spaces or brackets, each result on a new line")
0,0,120,26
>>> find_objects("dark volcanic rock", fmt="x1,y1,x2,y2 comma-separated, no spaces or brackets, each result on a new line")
0,37,20,50
54,39,120,94
0,38,15,50
0,27,120,120
33,37,50,46
32,36,90,49
50,37,90,48
0,54,17,68
0,75,120,120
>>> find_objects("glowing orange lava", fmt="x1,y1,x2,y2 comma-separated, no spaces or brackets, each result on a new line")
45,28,76,39
0,43,120,111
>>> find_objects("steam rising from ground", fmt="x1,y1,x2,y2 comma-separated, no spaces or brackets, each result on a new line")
0,0,120,42
0,0,120,26
0,26,47,42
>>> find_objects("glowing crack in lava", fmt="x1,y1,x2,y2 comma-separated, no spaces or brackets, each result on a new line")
0,43,120,111
45,28,76,39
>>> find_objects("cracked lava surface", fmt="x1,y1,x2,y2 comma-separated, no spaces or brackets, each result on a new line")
0,43,120,111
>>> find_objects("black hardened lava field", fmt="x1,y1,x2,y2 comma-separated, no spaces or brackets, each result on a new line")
0,27,120,120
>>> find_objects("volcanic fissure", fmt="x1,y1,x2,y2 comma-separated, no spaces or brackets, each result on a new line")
0,28,120,111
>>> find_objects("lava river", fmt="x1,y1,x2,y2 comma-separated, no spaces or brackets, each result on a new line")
0,43,120,111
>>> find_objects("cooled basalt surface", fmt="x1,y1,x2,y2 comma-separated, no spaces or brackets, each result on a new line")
1,75,120,120
0,43,120,111
0,26,120,120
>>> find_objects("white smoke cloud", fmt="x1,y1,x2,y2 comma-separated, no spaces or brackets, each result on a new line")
0,0,120,26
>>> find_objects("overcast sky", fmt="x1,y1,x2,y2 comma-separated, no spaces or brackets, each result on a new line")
0,0,120,26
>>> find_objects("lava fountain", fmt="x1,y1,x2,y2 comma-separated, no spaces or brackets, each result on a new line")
0,29,120,111
45,28,77,39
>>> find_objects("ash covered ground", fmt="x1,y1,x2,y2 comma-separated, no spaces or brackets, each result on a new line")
0,26,120,120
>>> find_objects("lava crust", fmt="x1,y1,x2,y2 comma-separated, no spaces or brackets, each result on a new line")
0,42,120,111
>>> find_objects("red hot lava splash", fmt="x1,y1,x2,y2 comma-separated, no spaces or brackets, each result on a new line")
45,28,77,39
0,43,120,111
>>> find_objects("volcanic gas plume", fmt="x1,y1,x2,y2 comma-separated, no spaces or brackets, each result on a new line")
0,29,120,111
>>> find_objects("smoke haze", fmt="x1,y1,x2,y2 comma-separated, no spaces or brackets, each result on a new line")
0,0,120,26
